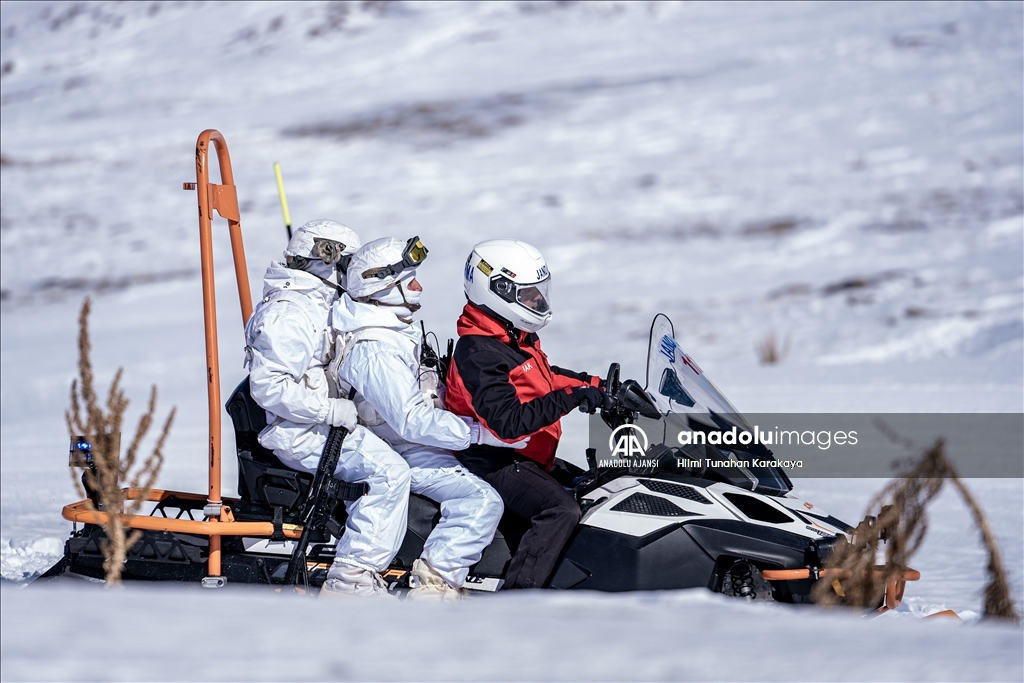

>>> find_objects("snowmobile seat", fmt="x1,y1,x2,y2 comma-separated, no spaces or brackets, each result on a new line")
225,376,314,513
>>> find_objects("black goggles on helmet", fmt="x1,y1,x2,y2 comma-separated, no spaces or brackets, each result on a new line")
373,236,429,279
287,237,351,272
311,238,347,265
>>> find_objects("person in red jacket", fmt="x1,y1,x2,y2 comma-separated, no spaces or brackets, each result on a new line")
446,239,606,589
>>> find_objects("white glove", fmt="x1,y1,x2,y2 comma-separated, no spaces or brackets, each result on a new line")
460,416,530,450
327,398,358,431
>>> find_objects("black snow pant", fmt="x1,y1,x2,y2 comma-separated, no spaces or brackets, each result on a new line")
473,459,581,590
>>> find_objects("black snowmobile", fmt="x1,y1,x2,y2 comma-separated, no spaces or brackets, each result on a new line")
40,131,919,609
395,315,916,605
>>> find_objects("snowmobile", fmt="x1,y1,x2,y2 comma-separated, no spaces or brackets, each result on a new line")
40,130,919,609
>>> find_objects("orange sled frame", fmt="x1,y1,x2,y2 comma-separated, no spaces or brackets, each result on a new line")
62,130,277,585
761,567,921,613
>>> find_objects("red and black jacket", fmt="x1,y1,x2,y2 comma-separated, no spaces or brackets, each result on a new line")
446,303,599,472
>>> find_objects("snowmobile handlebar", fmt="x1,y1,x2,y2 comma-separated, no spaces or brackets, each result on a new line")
598,363,661,429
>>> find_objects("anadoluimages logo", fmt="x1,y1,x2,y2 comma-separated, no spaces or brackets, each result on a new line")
608,424,648,458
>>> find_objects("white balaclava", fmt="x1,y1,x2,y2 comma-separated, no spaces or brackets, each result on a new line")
371,270,421,320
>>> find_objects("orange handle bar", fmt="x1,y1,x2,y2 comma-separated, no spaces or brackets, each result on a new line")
62,489,302,539
188,130,255,576
761,566,920,612
760,567,921,582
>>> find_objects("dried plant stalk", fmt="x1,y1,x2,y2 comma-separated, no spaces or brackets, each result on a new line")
755,331,791,365
812,438,1020,622
65,297,176,586
945,475,1019,620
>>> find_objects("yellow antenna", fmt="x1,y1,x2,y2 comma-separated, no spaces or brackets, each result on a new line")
273,162,293,240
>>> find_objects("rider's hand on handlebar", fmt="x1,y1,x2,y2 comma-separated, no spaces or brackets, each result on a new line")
571,386,607,414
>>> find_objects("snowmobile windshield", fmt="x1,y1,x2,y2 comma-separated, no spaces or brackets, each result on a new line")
516,278,551,313
647,314,748,428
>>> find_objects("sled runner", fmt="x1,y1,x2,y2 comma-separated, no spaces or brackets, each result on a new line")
41,131,919,610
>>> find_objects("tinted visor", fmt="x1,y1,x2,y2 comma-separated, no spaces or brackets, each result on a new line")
516,278,551,314
491,275,551,314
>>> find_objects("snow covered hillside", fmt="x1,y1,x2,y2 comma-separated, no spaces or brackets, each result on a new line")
1,1,1021,680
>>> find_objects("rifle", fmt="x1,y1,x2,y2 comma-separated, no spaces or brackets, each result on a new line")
284,425,355,589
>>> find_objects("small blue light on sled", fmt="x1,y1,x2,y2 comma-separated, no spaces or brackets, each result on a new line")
69,436,94,467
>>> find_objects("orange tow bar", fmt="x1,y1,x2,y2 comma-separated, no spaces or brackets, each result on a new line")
760,567,921,612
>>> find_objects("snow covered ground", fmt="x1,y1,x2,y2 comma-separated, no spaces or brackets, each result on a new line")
3,584,1022,682
1,1,1021,680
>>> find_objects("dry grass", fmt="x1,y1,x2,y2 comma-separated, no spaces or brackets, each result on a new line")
812,436,1020,622
66,297,175,586
755,331,791,365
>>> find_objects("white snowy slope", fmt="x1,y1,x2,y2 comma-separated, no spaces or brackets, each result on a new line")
1,1,1021,680
1,585,1022,682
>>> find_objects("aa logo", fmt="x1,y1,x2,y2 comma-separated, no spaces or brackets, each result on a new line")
608,424,648,458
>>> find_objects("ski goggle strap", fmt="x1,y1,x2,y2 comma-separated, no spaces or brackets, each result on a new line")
372,236,429,279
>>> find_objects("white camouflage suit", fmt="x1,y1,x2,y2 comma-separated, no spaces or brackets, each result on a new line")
245,263,412,574
332,292,504,588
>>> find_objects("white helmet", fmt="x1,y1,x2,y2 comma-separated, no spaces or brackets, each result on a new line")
464,239,552,333
346,236,429,319
284,219,361,288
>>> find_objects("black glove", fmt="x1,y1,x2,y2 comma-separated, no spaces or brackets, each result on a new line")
571,386,607,414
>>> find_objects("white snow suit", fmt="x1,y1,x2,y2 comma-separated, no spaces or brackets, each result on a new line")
245,263,411,573
331,294,504,587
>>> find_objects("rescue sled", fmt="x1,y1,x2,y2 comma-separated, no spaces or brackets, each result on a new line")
40,131,919,610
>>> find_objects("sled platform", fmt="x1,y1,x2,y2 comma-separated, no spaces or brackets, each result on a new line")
62,489,304,540
59,487,358,586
